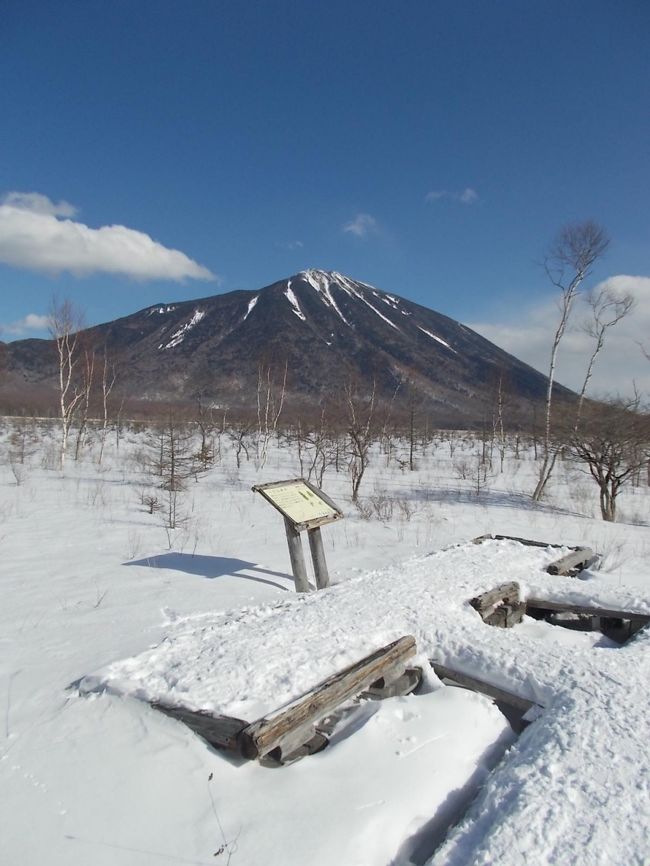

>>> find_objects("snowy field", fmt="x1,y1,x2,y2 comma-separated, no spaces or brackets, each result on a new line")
1,421,649,865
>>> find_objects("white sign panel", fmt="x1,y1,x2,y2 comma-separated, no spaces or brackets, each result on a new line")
253,479,343,530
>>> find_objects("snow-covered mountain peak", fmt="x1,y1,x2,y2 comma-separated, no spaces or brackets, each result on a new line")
293,269,405,332
298,268,378,296
297,269,351,324
5,268,567,423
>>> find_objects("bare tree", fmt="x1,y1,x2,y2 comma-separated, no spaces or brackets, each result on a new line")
227,419,253,469
147,412,205,529
73,340,96,460
342,378,377,502
48,297,85,469
256,359,288,468
398,377,418,472
299,410,337,487
532,221,609,501
194,393,218,469
575,287,634,424
568,398,649,522
489,367,512,473
97,344,118,464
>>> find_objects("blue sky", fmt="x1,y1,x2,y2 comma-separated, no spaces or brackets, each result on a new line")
1,0,649,392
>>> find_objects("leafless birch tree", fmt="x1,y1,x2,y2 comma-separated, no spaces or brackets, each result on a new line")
97,344,118,464
256,359,288,468
532,221,609,501
48,297,85,470
73,341,96,460
574,287,635,424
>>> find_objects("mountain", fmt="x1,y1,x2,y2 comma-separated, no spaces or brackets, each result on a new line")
1,269,568,424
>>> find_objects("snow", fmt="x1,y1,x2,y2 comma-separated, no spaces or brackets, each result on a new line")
417,326,457,353
336,274,401,331
79,536,649,712
159,308,206,349
376,292,401,311
1,425,649,865
188,689,514,866
148,304,177,315
242,295,259,321
300,269,351,325
284,282,306,321
299,269,402,331
361,296,401,330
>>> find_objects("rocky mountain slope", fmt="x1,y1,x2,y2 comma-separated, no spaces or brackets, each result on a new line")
2,269,568,424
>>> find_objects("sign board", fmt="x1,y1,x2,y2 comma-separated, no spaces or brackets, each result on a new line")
252,478,343,532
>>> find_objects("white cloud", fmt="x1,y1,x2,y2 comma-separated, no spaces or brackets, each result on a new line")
0,192,215,282
1,312,49,337
458,187,479,204
1,191,78,217
278,240,304,250
425,187,479,205
343,213,378,238
468,275,650,398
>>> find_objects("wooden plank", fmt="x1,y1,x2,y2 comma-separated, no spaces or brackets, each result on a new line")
151,702,249,750
526,597,650,623
238,635,417,759
472,534,562,549
307,526,330,589
483,601,526,628
284,517,311,592
469,582,521,616
625,622,650,646
546,547,596,576
430,662,539,713
471,535,599,576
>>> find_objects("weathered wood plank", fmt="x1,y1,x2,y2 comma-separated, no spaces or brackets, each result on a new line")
151,702,249,750
525,597,650,623
546,547,596,576
625,622,650,646
471,535,599,577
238,635,417,759
470,582,521,616
483,601,526,628
472,534,562,549
430,662,539,713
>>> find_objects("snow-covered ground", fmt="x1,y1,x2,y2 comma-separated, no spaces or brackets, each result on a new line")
1,422,649,865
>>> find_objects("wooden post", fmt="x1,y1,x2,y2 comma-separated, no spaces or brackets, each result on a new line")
308,527,330,589
284,517,311,593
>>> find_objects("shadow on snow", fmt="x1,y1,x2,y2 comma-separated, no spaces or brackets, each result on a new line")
124,553,292,591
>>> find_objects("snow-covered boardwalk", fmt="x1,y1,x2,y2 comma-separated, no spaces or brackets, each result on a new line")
82,540,650,865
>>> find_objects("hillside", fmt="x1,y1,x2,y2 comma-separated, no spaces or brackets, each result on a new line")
2,269,570,424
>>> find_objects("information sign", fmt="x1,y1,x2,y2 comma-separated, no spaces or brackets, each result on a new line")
253,478,343,531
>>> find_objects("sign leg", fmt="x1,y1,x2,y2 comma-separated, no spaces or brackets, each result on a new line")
308,527,330,589
284,518,311,593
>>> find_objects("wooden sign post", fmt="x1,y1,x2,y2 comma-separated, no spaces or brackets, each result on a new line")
252,479,344,592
